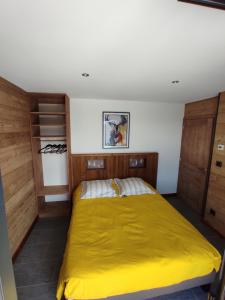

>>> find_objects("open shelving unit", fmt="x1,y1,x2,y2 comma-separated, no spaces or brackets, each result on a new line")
29,93,71,217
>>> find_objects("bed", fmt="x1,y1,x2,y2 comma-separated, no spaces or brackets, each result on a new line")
57,153,221,300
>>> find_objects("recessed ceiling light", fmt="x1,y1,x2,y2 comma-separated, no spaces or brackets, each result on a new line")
82,73,90,77
172,80,180,84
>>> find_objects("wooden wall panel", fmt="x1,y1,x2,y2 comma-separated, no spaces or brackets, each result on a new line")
178,96,218,214
0,77,37,256
180,118,214,169
205,92,225,236
71,153,158,191
184,97,218,119
178,163,207,213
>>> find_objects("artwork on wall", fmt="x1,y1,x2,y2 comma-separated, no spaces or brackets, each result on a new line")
102,112,130,149
178,0,225,10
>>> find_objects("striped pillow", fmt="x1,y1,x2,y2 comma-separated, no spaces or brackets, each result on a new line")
81,179,116,199
114,177,155,196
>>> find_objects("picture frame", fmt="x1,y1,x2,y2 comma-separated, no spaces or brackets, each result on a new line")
178,0,225,10
102,112,130,149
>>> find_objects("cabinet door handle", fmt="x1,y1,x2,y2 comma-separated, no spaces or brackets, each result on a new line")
216,161,223,168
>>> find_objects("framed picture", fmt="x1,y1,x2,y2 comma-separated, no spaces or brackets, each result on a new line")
178,0,225,10
102,112,130,149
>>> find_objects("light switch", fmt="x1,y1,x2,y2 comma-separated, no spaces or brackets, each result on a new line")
218,144,224,151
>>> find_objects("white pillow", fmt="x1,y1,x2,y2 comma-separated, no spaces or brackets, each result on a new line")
81,179,116,199
114,177,155,196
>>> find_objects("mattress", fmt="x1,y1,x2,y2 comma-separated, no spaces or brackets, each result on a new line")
57,186,221,300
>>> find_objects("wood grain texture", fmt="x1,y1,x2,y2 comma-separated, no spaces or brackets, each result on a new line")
178,96,218,214
184,97,218,119
205,92,225,236
39,201,71,218
178,163,207,213
71,153,158,191
180,118,214,170
65,95,72,195
37,185,69,196
0,77,37,256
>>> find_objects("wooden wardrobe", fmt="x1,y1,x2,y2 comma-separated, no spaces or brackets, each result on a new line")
178,96,219,215
204,92,225,236
178,92,225,237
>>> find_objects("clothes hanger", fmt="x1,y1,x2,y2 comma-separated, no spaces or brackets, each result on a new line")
38,144,67,154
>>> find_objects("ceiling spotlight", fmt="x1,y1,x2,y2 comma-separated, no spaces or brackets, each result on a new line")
82,73,90,77
172,80,180,84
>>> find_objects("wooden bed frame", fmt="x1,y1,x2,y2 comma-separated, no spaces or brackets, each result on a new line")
70,152,158,190
67,152,220,300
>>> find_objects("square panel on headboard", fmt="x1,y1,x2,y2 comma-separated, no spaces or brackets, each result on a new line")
71,153,158,191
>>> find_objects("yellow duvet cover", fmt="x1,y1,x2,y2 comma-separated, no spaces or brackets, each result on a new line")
57,186,221,300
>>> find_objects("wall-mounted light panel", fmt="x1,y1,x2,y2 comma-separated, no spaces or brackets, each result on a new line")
87,159,105,169
129,158,146,168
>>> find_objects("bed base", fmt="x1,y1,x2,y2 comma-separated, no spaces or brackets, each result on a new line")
68,271,216,300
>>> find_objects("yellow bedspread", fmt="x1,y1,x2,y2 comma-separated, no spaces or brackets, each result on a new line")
57,187,221,300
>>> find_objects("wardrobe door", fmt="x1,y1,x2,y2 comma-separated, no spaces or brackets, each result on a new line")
205,93,225,236
178,98,218,214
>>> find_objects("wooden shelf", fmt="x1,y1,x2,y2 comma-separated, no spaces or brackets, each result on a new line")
30,111,66,115
32,136,66,141
39,201,71,218
32,123,66,127
37,185,69,196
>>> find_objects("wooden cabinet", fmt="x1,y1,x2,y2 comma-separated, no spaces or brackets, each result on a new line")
178,97,218,214
204,92,225,236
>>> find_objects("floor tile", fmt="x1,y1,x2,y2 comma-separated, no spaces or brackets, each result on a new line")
192,287,208,300
15,244,49,264
14,259,60,287
14,217,69,298
17,283,57,300
151,288,200,300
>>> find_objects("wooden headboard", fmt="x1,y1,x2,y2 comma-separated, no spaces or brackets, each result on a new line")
71,152,158,190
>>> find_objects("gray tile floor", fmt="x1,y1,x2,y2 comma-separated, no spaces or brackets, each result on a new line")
13,197,225,300
14,218,69,300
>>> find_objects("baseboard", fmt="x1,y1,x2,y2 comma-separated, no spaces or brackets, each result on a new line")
162,193,177,198
12,215,39,263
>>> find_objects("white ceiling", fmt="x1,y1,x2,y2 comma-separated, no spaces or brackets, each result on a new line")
0,0,225,103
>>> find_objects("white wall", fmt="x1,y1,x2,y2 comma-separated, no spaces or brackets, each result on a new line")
70,98,184,194
41,141,69,202
41,141,68,186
